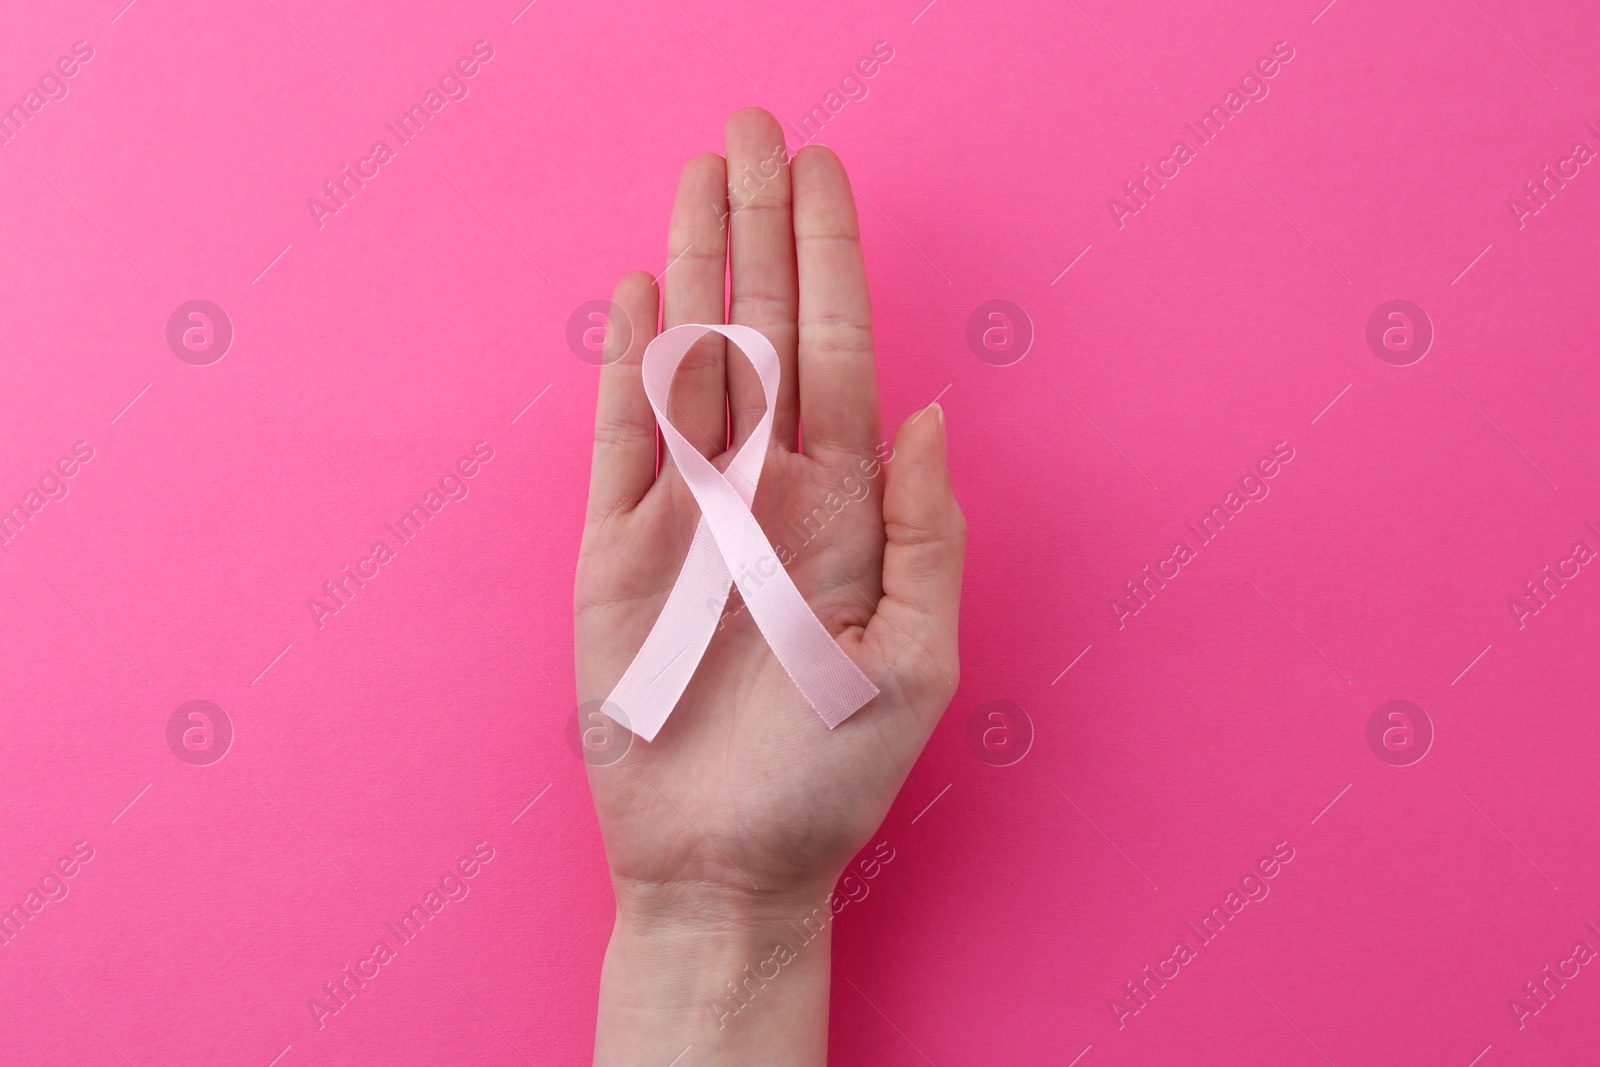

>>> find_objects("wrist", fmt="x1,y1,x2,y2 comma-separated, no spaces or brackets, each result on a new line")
612,870,842,932
595,877,838,1067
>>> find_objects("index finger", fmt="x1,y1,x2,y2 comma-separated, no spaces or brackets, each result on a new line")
792,145,880,462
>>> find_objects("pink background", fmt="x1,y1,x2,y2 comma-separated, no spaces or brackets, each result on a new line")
4,0,1599,1064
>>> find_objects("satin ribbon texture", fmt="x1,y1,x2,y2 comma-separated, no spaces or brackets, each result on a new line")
604,323,880,742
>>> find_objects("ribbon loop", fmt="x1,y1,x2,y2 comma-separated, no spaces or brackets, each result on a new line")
605,323,879,742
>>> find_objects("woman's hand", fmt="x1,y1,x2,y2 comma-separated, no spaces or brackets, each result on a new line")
575,107,964,1066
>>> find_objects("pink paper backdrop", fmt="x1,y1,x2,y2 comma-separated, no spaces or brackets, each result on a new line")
4,0,1599,1063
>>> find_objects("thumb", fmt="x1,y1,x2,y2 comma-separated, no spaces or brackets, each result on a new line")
871,402,965,691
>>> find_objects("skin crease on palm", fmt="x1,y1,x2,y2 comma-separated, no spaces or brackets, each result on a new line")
575,107,965,1064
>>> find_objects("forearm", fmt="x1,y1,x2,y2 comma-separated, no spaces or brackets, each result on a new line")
594,883,834,1066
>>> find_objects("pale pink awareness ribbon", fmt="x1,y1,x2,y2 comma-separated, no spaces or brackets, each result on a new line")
605,323,879,742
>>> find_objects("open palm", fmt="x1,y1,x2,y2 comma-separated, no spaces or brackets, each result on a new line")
574,109,965,912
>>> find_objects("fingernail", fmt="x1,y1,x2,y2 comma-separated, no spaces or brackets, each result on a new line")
928,401,944,427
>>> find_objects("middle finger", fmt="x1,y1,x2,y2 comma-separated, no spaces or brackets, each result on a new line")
725,108,800,452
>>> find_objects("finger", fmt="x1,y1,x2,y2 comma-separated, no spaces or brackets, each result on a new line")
585,271,661,522
660,152,729,463
725,108,800,450
792,144,880,462
870,403,964,705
